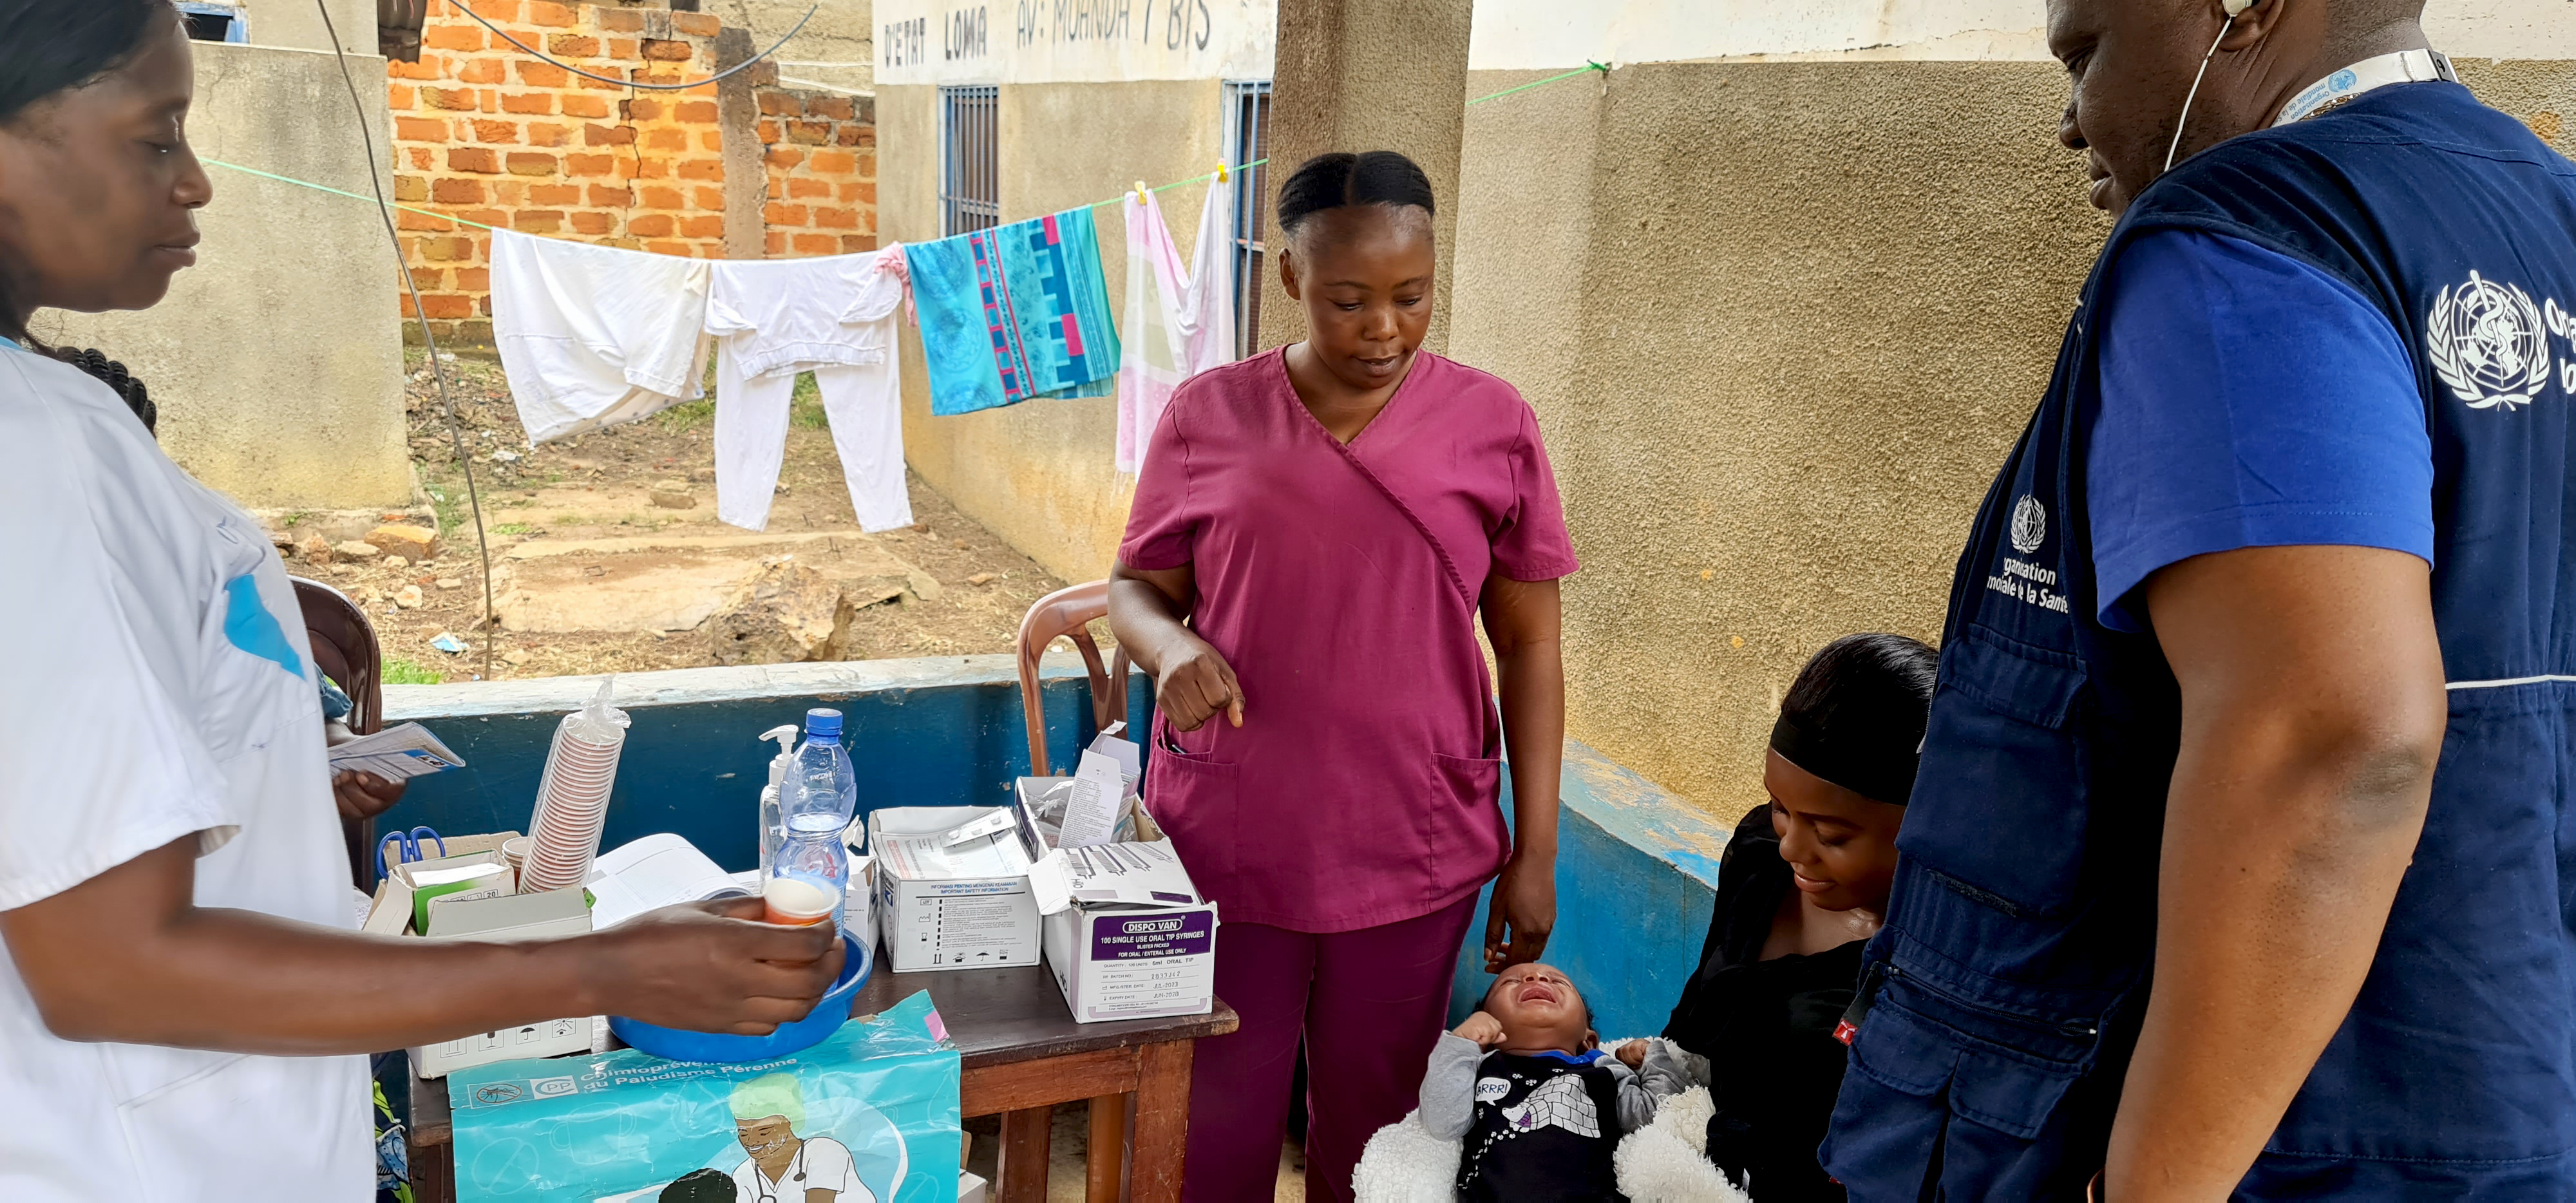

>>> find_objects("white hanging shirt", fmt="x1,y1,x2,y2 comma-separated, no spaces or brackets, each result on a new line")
492,229,714,444
0,339,372,1200
1115,183,1238,473
706,251,914,533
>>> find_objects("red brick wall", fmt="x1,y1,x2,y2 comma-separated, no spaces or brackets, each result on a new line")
390,1,876,344
757,88,878,258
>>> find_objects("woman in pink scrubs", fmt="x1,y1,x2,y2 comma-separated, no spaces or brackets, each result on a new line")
1108,151,1578,1201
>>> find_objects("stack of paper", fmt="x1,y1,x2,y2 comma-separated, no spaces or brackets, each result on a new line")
328,723,466,781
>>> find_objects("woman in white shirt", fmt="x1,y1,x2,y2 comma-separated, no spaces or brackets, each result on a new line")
0,5,846,1199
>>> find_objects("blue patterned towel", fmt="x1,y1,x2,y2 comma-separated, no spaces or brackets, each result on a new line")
906,206,1121,415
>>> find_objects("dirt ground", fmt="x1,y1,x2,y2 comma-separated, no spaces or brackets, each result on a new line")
296,349,1070,683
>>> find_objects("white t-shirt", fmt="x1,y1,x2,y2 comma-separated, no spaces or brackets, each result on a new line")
491,228,713,444
0,339,372,1200
732,1135,870,1202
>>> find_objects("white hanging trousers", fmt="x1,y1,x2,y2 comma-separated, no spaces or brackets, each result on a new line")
707,249,913,533
712,354,907,532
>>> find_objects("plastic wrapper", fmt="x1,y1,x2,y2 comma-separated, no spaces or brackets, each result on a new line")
521,677,630,895
449,990,961,1203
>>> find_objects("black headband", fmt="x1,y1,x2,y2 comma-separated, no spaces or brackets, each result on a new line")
1769,712,1917,806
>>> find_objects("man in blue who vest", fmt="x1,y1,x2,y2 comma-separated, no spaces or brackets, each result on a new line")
1818,0,2576,1198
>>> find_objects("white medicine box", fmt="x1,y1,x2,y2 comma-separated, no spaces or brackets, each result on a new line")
397,885,598,1077
869,805,1043,972
1032,810,1220,1024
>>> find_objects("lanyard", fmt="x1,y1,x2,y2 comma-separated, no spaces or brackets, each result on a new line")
2275,48,2456,125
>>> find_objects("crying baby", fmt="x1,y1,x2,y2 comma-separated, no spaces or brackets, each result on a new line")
1419,963,1689,1202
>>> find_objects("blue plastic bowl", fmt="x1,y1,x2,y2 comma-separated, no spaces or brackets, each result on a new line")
608,926,872,1063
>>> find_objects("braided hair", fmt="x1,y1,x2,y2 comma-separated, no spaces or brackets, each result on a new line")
48,346,156,434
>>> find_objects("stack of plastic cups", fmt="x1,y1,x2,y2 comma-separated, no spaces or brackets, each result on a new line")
520,678,631,895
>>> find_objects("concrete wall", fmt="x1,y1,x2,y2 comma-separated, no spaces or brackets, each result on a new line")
1446,60,2100,820
1256,0,1472,354
704,0,875,93
36,40,413,511
1446,53,2576,822
867,1,2573,821
882,78,1228,583
242,0,375,57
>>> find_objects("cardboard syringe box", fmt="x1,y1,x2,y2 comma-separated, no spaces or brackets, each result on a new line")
363,831,601,1079
1032,808,1220,1024
869,806,1042,972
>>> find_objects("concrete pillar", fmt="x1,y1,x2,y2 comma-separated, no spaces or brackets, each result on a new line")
1257,0,1475,355
714,26,770,260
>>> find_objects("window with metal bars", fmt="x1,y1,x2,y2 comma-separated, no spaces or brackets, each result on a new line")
1224,80,1273,358
940,85,999,237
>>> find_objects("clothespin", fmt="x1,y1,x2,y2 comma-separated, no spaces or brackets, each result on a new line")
1215,160,1229,184
1134,180,1150,204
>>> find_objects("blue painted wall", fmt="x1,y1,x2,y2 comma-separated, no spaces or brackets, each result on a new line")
384,658,1733,1043
381,658,1150,874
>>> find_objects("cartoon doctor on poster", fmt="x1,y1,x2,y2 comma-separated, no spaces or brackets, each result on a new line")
728,1074,873,1203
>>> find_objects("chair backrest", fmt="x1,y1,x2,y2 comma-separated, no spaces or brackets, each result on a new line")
1016,580,1132,778
294,578,383,735
293,577,383,887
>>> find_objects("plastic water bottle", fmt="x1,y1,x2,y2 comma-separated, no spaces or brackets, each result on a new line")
785,708,858,827
770,813,849,929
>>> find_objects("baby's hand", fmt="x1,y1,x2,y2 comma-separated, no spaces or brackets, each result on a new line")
1453,1011,1506,1048
1613,1039,1649,1070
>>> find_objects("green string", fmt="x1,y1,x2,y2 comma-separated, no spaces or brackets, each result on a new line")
205,58,1615,245
202,157,504,232
1084,157,1271,211
1467,61,1610,106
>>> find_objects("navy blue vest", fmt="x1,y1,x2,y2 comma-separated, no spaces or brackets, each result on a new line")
1820,82,2576,1199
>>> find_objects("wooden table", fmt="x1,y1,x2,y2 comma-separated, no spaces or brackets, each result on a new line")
408,965,1236,1203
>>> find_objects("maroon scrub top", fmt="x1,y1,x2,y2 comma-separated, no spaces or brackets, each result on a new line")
1119,348,1579,933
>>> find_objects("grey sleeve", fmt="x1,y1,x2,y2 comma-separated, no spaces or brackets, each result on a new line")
1421,1033,1486,1141
1613,1043,1691,1132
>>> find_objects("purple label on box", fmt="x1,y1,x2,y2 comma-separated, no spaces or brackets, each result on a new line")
1090,909,1215,960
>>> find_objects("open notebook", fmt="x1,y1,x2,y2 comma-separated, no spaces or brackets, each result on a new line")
585,833,753,929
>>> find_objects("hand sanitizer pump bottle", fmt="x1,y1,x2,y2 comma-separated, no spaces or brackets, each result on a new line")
757,725,799,876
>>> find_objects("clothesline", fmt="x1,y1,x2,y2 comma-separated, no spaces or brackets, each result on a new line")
198,58,1615,250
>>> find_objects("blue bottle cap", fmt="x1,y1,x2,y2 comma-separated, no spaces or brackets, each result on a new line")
804,708,843,739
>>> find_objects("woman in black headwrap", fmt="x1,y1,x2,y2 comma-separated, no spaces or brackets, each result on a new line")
1660,633,1935,1201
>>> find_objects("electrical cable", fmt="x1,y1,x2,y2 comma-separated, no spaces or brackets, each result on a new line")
311,0,499,683
447,0,817,91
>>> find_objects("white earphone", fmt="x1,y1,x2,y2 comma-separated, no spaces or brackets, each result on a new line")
2166,0,2260,171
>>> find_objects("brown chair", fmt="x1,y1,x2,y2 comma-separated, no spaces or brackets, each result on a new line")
293,577,384,887
1016,580,1132,777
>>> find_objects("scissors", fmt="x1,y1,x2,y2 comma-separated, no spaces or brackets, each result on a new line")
376,826,448,879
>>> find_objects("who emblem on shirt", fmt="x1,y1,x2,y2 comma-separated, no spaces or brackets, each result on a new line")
2428,271,2556,410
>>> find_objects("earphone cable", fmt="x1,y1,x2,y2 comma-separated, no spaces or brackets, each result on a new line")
2166,15,2241,173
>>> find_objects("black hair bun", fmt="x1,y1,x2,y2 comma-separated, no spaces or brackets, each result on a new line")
1276,150,1436,238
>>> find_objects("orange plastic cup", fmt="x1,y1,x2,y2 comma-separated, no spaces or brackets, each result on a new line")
761,877,835,927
